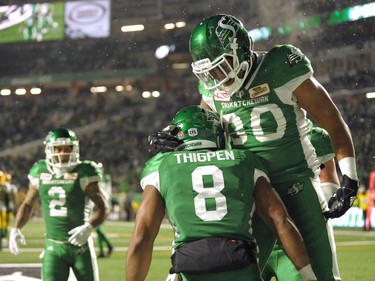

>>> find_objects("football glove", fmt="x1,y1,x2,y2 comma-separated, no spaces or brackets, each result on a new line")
9,228,26,255
68,223,94,247
166,273,181,281
324,175,359,219
148,125,182,153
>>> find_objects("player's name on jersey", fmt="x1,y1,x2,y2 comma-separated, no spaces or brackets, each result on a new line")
220,95,269,109
173,150,235,164
41,179,75,184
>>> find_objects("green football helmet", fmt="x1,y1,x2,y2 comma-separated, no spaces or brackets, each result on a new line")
44,128,80,172
189,14,253,96
171,105,224,151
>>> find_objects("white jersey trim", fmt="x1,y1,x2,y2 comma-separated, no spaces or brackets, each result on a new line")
254,168,270,184
28,174,40,190
140,171,160,191
80,175,101,191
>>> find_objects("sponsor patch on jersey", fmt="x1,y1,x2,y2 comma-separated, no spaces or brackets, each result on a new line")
188,128,198,137
248,83,270,98
40,173,52,180
287,47,304,66
64,173,78,180
213,89,231,102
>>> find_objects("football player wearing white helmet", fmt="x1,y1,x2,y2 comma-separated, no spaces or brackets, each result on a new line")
9,128,109,281
127,106,316,281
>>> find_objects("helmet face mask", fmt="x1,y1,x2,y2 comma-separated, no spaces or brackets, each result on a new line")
190,14,253,96
171,106,225,151
44,128,80,173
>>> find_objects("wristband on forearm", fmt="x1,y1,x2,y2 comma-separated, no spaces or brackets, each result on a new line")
299,264,317,281
338,157,358,180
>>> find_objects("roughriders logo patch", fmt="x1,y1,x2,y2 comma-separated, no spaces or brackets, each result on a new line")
287,47,304,66
248,83,270,98
188,128,198,137
213,89,231,102
216,15,240,48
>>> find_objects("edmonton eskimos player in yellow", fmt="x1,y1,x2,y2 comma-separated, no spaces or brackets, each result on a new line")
9,128,108,281
188,14,358,281
127,105,317,281
0,171,17,251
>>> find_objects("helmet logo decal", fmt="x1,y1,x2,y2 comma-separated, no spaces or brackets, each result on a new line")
216,16,240,48
188,128,198,137
177,131,184,139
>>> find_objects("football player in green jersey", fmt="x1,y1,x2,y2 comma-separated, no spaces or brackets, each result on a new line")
127,106,317,281
187,14,359,281
9,128,108,281
263,123,340,281
94,163,113,258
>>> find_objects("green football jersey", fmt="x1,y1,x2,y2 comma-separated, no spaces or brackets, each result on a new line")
200,44,320,185
140,149,269,249
307,120,335,164
28,160,101,241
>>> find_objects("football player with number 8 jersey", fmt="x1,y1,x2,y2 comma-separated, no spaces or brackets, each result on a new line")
127,106,317,281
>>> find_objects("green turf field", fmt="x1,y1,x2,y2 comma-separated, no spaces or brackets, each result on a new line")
1,219,374,280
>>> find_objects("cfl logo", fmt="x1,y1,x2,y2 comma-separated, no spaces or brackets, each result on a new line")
188,128,198,137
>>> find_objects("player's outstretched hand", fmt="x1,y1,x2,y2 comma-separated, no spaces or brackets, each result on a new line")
324,175,359,219
9,228,26,255
68,223,94,247
148,125,182,153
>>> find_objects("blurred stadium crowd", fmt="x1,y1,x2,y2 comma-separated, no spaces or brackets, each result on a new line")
0,79,373,195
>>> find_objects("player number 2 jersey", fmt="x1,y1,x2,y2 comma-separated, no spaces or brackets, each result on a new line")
28,160,100,241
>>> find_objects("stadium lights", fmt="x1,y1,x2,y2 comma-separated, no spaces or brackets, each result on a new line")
142,91,151,98
164,21,186,30
172,63,190,69
164,23,175,30
366,92,375,99
90,86,107,94
151,91,160,97
155,44,176,59
142,90,161,98
125,84,133,91
0,89,11,96
15,88,26,95
115,85,124,92
30,87,42,95
175,21,186,28
121,24,144,32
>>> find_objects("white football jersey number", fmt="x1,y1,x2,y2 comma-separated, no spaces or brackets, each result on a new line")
48,186,68,217
192,165,227,221
223,103,286,144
